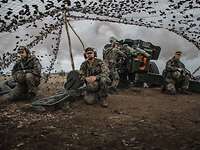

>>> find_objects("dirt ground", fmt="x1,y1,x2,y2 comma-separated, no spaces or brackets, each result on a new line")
0,76,200,150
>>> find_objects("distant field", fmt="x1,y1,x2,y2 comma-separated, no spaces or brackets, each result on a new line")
0,74,66,98
37,75,66,97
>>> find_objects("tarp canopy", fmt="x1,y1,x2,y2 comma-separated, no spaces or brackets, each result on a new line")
0,0,199,72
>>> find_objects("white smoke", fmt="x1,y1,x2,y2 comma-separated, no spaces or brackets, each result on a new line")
55,20,199,74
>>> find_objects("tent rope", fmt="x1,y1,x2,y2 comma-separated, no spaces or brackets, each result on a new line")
68,21,85,50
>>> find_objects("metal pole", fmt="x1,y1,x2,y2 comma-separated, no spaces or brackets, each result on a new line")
64,11,75,70
68,22,85,50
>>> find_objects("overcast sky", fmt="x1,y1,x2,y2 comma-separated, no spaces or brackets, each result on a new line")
54,20,200,74
0,20,200,75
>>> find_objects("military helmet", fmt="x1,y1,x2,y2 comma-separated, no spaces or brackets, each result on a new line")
84,47,95,53
84,47,97,58
175,51,182,55
122,44,129,48
109,36,118,43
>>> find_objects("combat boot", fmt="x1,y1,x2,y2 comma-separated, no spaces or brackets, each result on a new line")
27,91,36,100
100,98,108,108
180,89,191,95
0,95,9,104
166,89,176,95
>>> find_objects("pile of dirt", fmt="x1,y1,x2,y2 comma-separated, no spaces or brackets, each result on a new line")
0,76,200,150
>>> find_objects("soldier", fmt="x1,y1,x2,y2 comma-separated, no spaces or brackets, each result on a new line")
80,47,111,107
103,39,127,90
163,51,190,95
3,46,42,101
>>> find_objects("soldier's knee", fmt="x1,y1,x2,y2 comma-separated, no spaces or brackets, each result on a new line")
166,83,176,94
26,73,34,80
166,83,175,89
84,93,96,105
25,73,40,87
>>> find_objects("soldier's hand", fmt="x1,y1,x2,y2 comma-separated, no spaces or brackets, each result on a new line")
14,72,25,82
86,76,96,83
86,77,93,83
90,76,96,82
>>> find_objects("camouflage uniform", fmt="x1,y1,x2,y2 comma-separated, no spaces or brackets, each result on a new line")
118,44,132,84
79,58,111,104
103,47,126,89
6,55,42,101
164,57,190,94
0,79,16,95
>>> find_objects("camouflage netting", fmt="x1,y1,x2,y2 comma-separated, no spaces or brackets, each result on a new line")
0,0,200,73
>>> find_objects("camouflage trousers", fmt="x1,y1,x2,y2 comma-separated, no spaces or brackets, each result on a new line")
0,80,13,93
165,71,190,94
6,73,40,101
84,77,110,105
105,62,120,89
109,69,120,89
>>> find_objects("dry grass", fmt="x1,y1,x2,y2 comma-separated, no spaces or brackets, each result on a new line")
37,75,66,97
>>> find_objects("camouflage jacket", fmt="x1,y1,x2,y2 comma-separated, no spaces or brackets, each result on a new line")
103,47,127,69
79,58,110,81
12,55,42,77
103,47,126,62
166,57,185,72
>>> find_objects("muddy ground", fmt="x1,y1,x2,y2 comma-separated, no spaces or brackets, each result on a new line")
0,76,200,150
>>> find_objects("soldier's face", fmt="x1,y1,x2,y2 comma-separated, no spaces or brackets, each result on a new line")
175,53,181,60
113,43,119,48
86,51,95,60
137,54,143,60
18,49,28,59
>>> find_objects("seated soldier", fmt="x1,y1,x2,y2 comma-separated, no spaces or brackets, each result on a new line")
3,46,42,101
163,51,190,95
79,47,111,107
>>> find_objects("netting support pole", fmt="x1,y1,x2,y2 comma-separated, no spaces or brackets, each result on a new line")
64,11,75,70
68,22,85,50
